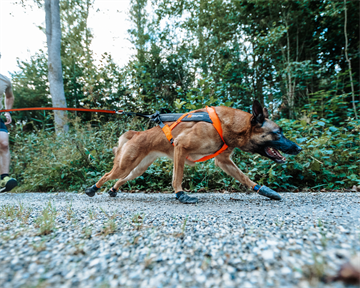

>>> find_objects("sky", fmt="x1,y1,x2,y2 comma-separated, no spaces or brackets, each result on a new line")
0,0,134,78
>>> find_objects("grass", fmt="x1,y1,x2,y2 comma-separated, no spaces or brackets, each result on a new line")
201,254,212,271
126,235,141,246
143,250,155,269
131,213,145,231
0,204,17,220
82,225,92,239
88,208,98,220
100,207,120,220
301,224,330,284
94,208,121,236
97,219,117,236
34,202,57,236
302,251,327,284
274,217,285,228
99,282,110,288
66,201,75,221
0,202,32,224
173,215,189,239
1,230,23,241
317,219,328,248
31,238,47,252
29,279,48,288
71,243,86,255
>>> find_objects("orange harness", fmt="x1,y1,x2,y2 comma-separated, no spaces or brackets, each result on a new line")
161,106,228,162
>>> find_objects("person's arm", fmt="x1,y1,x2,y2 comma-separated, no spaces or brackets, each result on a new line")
4,87,14,125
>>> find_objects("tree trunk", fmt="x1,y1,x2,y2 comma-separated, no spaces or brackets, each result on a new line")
344,0,358,119
285,17,295,119
45,0,68,133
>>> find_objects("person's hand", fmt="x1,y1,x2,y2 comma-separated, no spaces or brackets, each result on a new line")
4,112,12,125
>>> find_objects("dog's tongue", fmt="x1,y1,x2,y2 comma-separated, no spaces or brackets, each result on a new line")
266,147,286,161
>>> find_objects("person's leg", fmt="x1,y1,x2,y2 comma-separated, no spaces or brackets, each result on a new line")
0,120,17,192
0,131,10,176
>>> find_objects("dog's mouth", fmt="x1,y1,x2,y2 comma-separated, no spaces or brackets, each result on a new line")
265,147,286,163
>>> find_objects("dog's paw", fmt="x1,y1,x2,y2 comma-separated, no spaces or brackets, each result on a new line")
258,186,281,200
108,188,118,198
85,186,97,197
176,191,198,204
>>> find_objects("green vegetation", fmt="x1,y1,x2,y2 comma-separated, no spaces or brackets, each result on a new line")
6,0,360,192
131,213,145,231
97,219,117,236
0,202,32,224
34,202,57,236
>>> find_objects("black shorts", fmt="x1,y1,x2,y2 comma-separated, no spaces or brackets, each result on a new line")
0,117,8,133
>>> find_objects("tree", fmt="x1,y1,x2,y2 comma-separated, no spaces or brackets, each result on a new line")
128,0,148,64
344,0,358,119
45,0,68,133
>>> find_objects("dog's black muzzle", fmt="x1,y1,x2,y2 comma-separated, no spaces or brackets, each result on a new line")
257,136,302,163
276,138,302,155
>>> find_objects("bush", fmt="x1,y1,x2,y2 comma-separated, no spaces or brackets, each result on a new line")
9,115,360,192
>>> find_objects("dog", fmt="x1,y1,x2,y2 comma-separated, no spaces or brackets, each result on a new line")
85,100,302,203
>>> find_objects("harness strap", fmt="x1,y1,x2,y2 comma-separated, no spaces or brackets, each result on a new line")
161,124,174,144
161,106,228,163
169,112,192,130
187,107,228,162
160,111,192,144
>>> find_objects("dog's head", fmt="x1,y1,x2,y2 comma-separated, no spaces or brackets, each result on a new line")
245,100,302,163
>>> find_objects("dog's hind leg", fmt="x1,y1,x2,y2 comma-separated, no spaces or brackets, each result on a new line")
112,130,138,156
215,150,281,200
85,138,157,197
98,144,146,186
111,152,160,192
85,131,140,197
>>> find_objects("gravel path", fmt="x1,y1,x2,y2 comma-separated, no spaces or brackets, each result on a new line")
0,192,359,288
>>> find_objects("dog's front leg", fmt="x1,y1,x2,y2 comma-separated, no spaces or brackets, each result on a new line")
173,144,198,204
215,151,281,200
215,150,257,189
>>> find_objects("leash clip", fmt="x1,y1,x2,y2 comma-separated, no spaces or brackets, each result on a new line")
151,111,162,124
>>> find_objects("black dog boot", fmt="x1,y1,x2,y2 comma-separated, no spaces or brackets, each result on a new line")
108,187,118,198
253,185,281,200
85,184,99,197
176,191,198,204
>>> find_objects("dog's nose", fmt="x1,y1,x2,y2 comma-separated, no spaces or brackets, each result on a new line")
295,145,302,154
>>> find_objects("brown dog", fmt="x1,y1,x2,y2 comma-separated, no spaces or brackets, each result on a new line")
85,100,302,203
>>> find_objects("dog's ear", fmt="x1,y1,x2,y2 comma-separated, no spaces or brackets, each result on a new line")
251,100,265,125
263,107,269,118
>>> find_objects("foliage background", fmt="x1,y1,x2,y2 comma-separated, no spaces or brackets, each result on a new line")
5,0,360,192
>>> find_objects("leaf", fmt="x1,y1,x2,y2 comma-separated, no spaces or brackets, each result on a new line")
310,161,321,172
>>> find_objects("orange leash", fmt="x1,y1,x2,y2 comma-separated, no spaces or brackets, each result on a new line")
0,107,124,114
